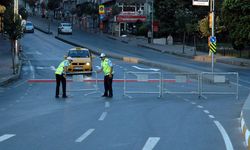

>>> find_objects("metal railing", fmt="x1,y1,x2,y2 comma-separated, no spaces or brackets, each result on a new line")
200,72,239,100
124,71,162,98
67,71,99,96
162,73,200,95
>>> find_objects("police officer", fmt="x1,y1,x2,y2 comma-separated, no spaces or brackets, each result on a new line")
55,56,73,98
98,53,114,98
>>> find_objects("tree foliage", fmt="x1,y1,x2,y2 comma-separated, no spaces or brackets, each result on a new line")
154,0,177,34
3,7,23,41
26,0,37,7
47,0,61,11
76,2,98,17
222,0,250,50
19,7,28,20
0,0,12,7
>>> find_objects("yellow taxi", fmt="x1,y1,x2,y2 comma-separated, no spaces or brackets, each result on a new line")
66,47,92,73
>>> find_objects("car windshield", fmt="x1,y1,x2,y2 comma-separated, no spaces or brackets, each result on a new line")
62,23,71,27
68,50,89,58
26,23,33,26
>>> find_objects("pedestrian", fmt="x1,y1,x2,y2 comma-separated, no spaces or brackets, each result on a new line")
98,53,114,98
55,56,73,98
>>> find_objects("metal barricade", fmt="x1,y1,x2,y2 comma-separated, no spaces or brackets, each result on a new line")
200,72,239,99
67,71,99,96
124,72,162,97
162,73,200,95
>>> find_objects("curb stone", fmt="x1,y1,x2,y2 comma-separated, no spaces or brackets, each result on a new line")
0,59,23,86
241,93,250,149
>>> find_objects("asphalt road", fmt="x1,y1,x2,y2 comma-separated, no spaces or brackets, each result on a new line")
0,28,249,150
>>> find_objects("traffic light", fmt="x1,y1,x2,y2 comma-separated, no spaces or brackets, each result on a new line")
209,12,213,28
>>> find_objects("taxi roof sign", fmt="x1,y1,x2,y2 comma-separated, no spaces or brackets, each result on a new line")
69,47,88,51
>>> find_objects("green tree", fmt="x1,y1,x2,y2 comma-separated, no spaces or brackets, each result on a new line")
19,7,28,20
0,0,12,7
222,0,250,56
47,0,61,18
155,0,177,35
3,6,23,74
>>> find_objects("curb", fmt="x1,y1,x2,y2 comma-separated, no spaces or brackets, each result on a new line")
34,26,53,35
0,59,23,86
241,93,250,149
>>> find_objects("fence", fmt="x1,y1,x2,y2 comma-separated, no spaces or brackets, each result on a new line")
200,72,239,100
123,72,162,97
67,71,99,96
162,73,200,95
123,71,239,99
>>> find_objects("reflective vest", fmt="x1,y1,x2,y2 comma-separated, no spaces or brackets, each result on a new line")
101,58,112,76
55,60,68,75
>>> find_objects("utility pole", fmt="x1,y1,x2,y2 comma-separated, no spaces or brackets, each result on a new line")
210,0,215,73
151,0,154,44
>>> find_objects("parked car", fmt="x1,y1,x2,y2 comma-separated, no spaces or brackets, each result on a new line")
66,47,92,73
24,21,34,33
58,23,72,34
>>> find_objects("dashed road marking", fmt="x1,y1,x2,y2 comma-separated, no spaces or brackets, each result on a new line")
75,129,95,143
203,110,210,114
98,112,107,121
142,137,160,150
105,102,110,108
0,134,15,142
197,105,203,109
191,102,196,105
214,121,234,150
209,115,215,119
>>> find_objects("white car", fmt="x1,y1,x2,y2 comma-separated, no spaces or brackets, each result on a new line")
58,23,72,34
24,21,34,33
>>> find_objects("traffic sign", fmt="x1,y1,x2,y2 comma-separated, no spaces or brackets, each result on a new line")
99,5,105,15
210,36,216,43
209,37,217,54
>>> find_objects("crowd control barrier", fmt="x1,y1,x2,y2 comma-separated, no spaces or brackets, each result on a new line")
67,71,99,96
123,72,162,97
200,72,239,100
162,73,200,95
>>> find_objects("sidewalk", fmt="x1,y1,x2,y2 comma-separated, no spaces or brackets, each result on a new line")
0,36,22,86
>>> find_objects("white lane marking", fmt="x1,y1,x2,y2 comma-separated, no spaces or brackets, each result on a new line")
214,121,234,150
36,67,44,69
191,102,196,105
28,60,35,79
26,51,42,55
75,129,95,143
95,66,101,70
142,137,160,150
50,66,56,71
197,105,203,109
203,110,210,114
105,102,110,108
132,66,160,72
0,134,16,142
98,112,107,121
209,115,215,119
184,98,190,102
